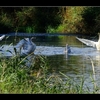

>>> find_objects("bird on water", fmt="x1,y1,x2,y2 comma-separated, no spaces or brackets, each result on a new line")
14,37,36,55
64,44,71,53
76,33,100,50
0,35,5,41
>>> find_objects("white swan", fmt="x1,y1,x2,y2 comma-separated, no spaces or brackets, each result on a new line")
76,33,100,50
0,35,5,41
64,44,71,53
14,37,36,55
64,44,71,59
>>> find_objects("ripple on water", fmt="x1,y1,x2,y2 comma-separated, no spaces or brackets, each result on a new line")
0,45,100,58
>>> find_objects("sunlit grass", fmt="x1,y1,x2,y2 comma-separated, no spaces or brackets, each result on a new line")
0,51,99,94
0,41,99,93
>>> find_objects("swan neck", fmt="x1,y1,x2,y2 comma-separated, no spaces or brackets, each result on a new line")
99,34,100,39
98,33,100,42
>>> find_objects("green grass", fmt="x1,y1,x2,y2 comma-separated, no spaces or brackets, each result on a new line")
0,54,99,94
0,38,99,94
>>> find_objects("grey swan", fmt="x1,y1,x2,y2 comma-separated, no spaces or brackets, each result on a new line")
64,44,71,53
14,37,36,55
64,44,71,59
76,33,100,50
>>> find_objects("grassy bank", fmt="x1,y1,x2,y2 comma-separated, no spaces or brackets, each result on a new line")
0,53,99,94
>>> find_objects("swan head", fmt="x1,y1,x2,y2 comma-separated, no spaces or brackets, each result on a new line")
0,35,6,41
24,37,35,42
98,32,100,35
31,37,35,40
24,38,30,42
97,33,100,42
98,32,100,37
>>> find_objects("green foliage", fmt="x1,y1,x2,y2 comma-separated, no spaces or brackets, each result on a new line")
25,26,35,33
33,7,62,33
0,13,12,33
0,6,100,35
47,7,85,33
47,6,100,35
0,7,62,33
47,24,66,33
14,7,35,29
0,7,35,33
0,53,99,93
62,7,85,33
81,7,100,34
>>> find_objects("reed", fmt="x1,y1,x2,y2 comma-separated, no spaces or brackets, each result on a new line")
0,46,100,93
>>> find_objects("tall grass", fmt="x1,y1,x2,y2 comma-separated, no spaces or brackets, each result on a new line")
0,52,100,93
0,39,100,93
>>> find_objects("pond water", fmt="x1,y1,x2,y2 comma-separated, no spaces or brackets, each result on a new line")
0,33,100,92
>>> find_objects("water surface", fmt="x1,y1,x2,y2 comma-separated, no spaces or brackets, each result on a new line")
0,33,100,92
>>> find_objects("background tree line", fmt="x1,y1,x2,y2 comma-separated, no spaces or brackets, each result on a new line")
0,6,100,35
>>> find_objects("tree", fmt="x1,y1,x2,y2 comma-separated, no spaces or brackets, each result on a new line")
33,7,61,33
82,7,100,34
